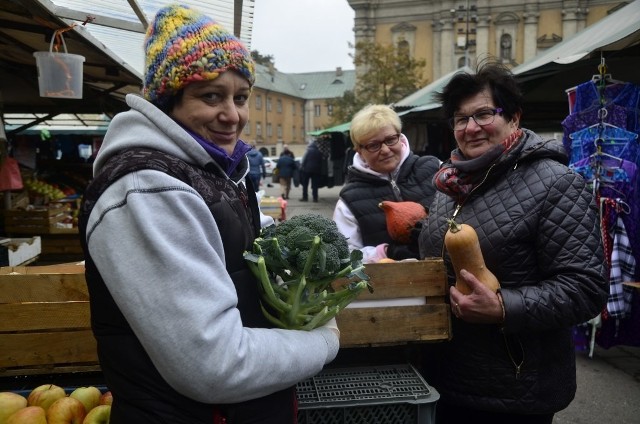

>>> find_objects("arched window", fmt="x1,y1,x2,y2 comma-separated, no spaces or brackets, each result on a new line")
500,34,512,61
397,39,410,57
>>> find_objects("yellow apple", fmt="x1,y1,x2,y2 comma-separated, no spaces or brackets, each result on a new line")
27,384,66,412
6,406,47,424
82,404,111,424
0,392,28,424
99,391,113,406
69,386,102,413
46,396,86,424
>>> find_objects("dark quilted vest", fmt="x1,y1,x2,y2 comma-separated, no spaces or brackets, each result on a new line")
339,154,439,246
79,148,295,423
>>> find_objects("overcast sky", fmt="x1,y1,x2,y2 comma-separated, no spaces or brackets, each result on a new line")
251,0,355,74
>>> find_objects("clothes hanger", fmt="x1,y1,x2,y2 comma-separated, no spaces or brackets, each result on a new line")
614,198,631,215
592,55,626,86
569,122,638,141
596,182,629,200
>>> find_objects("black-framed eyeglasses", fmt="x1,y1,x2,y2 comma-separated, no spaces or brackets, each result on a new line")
449,108,503,131
359,133,401,153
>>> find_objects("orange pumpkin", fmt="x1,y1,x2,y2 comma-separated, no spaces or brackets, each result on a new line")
379,200,428,244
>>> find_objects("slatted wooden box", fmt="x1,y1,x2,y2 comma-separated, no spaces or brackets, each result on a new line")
333,258,450,347
0,259,450,377
4,203,71,234
0,262,99,378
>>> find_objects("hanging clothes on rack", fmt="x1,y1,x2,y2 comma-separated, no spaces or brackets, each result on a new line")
569,123,639,165
565,58,640,351
562,74,640,155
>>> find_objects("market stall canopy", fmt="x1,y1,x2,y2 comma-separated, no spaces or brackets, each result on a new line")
510,1,640,128
308,121,352,136
512,1,640,78
0,0,254,130
394,66,474,112
392,1,640,131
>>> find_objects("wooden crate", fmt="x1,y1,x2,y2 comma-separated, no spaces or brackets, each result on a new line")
0,259,450,377
333,259,450,347
4,203,71,234
0,262,99,377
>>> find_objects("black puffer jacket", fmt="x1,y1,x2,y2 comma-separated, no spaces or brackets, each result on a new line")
419,129,609,414
340,154,439,249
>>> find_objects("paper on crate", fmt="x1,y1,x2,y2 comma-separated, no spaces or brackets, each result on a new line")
346,296,426,308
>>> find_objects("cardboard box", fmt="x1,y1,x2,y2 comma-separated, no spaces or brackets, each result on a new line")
333,259,450,347
0,262,99,377
0,236,42,266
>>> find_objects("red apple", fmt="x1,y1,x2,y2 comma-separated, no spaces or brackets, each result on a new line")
82,404,111,424
46,396,86,424
6,406,47,424
69,386,102,413
27,384,66,412
0,392,28,424
98,390,113,406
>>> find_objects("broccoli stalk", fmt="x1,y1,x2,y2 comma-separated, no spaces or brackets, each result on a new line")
244,214,371,330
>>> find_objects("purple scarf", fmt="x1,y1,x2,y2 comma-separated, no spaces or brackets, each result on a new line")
181,126,251,176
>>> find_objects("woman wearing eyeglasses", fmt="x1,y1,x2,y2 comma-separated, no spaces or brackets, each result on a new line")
419,62,608,423
333,104,441,263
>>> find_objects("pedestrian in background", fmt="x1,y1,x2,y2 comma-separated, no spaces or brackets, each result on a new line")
275,148,297,200
282,144,295,158
246,144,266,191
299,140,324,202
333,104,440,263
419,61,608,424
78,4,339,423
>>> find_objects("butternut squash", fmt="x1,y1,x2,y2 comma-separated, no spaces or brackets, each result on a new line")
379,200,428,244
444,218,500,295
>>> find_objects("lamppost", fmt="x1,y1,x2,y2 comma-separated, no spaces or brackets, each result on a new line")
451,1,477,68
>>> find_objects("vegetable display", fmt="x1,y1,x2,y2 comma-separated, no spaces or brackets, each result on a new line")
444,218,500,294
379,200,428,243
244,214,371,330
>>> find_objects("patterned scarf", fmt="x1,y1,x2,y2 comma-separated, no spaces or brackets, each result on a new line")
433,128,523,201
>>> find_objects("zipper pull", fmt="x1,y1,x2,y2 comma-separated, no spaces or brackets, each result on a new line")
452,204,462,220
515,365,521,379
389,178,401,199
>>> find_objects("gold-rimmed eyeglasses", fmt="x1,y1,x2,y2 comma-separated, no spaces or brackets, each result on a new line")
449,108,503,131
359,133,401,153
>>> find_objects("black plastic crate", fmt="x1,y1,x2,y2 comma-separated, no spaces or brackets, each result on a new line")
296,363,439,424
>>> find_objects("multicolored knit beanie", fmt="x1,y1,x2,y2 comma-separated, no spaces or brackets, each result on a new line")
143,4,255,107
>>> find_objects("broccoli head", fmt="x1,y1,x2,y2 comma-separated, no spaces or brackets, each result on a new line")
243,213,370,330
274,214,352,280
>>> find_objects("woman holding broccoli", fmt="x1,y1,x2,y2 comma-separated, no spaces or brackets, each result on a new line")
333,104,441,262
78,5,339,423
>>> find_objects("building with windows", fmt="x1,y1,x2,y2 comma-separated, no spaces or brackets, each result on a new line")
347,0,627,82
245,64,355,157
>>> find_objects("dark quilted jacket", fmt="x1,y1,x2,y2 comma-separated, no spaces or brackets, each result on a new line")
418,129,609,414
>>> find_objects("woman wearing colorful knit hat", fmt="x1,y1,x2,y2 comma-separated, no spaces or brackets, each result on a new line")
79,4,339,423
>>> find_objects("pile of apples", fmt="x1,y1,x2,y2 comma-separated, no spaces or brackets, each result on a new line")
0,384,111,424
23,179,68,201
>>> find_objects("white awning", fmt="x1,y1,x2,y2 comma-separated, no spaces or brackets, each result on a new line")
512,2,640,77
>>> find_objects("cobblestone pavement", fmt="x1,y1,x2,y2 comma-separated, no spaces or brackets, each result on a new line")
260,180,640,424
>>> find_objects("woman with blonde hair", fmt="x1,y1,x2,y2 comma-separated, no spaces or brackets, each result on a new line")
333,104,440,263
